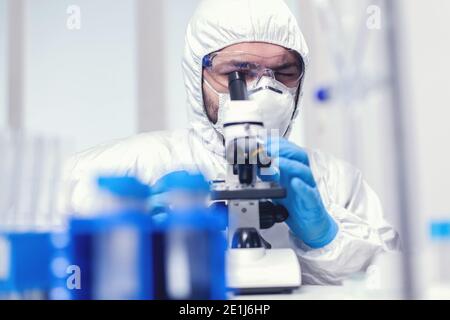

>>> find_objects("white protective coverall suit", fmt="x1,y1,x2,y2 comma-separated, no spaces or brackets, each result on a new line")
62,0,400,285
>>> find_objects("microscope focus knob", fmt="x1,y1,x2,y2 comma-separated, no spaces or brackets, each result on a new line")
259,202,289,229
231,228,263,249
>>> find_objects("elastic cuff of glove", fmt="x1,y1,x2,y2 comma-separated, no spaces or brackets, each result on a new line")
303,216,339,249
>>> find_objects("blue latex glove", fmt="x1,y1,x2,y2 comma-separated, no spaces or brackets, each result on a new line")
261,137,338,248
150,170,209,215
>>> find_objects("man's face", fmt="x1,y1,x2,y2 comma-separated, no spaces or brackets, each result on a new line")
202,42,302,124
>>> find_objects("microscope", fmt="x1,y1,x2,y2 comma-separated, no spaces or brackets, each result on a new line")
211,72,301,294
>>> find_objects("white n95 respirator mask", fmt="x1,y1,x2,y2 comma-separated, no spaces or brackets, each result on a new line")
204,75,298,136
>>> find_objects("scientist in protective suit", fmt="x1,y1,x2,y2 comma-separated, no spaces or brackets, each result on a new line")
63,0,400,285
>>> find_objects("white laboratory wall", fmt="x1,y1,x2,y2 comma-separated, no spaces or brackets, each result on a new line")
24,0,137,152
398,0,450,290
401,0,450,224
0,0,6,128
163,0,198,131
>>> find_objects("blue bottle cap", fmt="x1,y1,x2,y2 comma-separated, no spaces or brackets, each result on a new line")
430,221,450,240
151,171,209,195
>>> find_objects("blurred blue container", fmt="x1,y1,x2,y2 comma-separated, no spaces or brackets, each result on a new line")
0,231,53,297
151,208,227,300
150,170,227,300
429,220,450,284
56,212,153,300
50,176,153,300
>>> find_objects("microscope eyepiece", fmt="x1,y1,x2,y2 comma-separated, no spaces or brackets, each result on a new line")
228,71,248,101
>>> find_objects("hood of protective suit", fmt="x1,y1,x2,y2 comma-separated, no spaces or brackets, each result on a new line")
182,0,310,156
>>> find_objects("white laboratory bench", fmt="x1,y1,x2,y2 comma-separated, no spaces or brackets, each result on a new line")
231,285,450,300
231,285,402,300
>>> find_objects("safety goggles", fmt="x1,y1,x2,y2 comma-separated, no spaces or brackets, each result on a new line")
202,50,304,91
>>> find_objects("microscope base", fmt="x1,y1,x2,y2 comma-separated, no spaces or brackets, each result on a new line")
226,248,301,294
